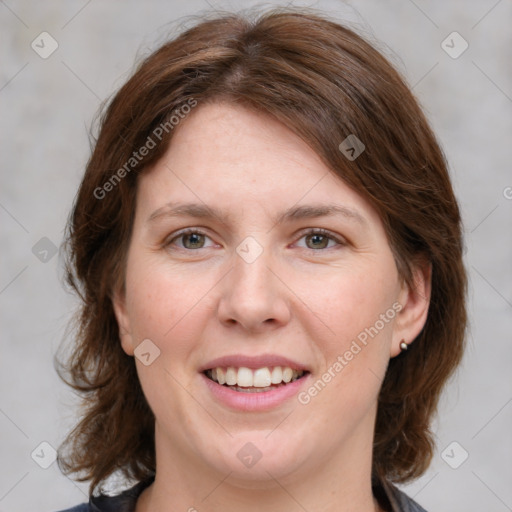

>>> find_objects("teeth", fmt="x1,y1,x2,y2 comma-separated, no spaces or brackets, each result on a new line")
271,366,282,384
253,368,271,387
282,367,293,383
207,366,305,387
237,367,254,387
216,367,226,385
225,367,237,386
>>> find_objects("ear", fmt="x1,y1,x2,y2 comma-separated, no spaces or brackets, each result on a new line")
112,287,135,356
390,258,432,357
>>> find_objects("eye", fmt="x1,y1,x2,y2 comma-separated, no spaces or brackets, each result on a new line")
295,229,345,250
165,229,216,250
164,228,345,252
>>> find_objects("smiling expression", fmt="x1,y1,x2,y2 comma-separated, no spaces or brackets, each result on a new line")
113,101,429,487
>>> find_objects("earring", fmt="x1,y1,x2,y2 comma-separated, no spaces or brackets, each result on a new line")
399,339,408,351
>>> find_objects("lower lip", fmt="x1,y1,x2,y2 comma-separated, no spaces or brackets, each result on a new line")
200,372,310,412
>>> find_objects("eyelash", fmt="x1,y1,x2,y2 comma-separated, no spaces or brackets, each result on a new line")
164,228,346,252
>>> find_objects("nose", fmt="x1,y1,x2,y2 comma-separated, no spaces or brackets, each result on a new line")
217,246,291,333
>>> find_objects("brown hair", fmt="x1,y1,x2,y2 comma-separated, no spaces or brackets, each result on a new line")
56,7,467,494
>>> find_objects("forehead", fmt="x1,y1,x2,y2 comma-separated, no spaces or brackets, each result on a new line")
135,101,381,227
165,101,324,176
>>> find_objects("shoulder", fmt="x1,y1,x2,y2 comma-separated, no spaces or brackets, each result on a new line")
375,477,427,512
54,505,89,512
53,475,154,512
387,484,428,512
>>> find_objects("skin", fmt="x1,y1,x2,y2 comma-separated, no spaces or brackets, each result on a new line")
113,102,431,512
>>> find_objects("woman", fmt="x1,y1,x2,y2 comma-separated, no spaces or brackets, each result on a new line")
55,7,467,512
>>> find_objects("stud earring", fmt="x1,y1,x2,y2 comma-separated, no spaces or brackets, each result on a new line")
399,339,408,351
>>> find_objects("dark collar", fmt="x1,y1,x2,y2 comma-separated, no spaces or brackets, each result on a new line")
377,478,427,512
90,476,155,512
89,474,425,512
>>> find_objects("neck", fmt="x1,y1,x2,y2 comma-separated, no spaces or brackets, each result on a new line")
136,417,380,512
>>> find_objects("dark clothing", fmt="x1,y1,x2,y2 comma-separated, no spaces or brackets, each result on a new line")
56,475,427,512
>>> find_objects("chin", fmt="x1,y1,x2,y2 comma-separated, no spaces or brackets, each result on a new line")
207,432,309,486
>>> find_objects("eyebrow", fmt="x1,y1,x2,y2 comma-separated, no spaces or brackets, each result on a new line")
147,201,368,228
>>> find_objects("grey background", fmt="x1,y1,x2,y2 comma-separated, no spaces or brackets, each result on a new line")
1,0,511,510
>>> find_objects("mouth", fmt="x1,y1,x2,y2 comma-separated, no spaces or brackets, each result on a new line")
203,366,309,393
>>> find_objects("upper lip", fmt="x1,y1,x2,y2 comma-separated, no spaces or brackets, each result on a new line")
199,354,310,372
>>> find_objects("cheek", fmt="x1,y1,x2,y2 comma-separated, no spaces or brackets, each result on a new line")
124,254,180,334
308,268,398,344
301,263,399,407
123,256,215,365
123,260,211,415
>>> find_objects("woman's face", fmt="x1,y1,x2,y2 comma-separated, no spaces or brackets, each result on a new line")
113,102,429,487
